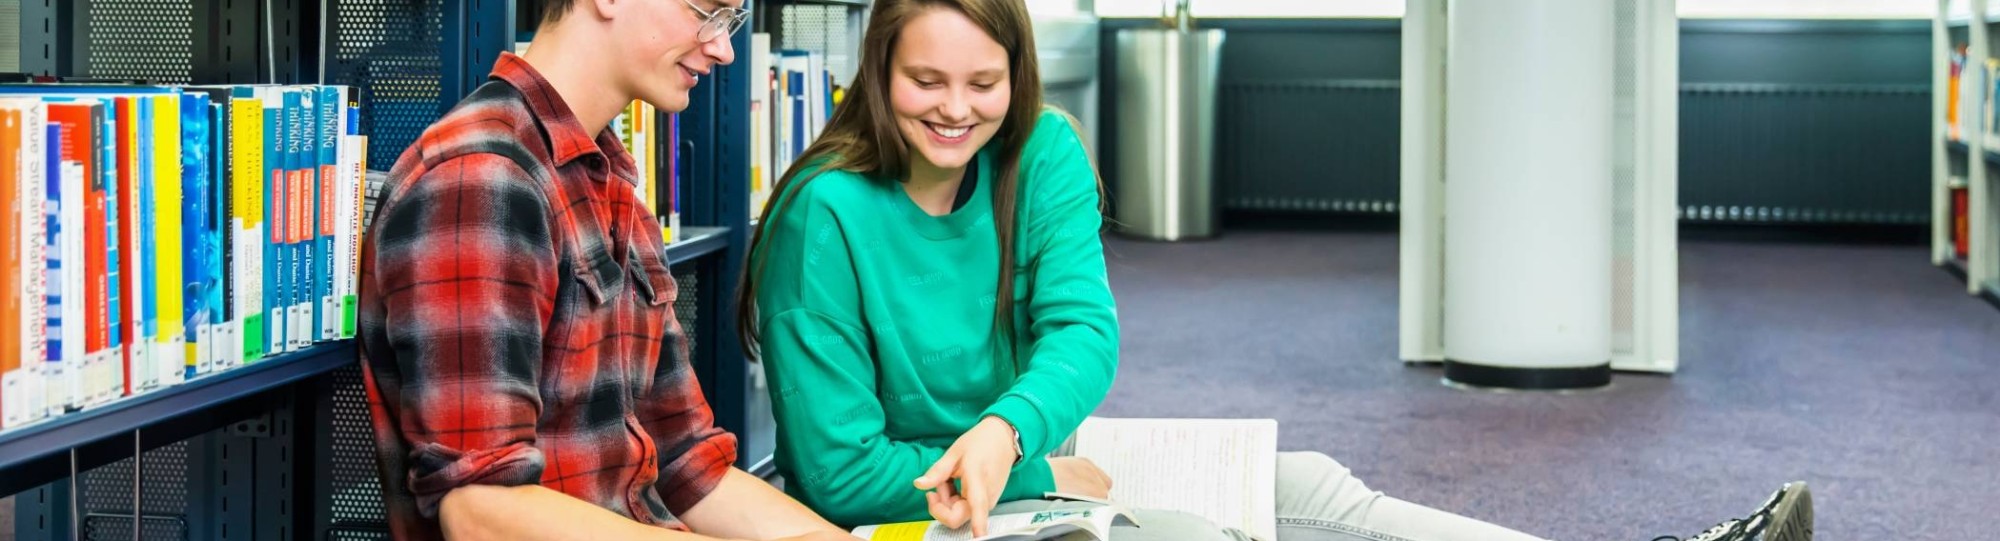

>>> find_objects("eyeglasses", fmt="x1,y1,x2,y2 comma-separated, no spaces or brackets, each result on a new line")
682,0,751,42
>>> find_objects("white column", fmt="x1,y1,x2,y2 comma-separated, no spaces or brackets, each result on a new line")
1442,0,1614,388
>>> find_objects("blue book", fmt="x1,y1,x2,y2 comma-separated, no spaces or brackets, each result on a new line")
789,71,806,157
284,88,307,350
180,92,215,378
101,100,121,400
137,97,159,388
44,122,63,377
208,100,230,371
296,88,319,346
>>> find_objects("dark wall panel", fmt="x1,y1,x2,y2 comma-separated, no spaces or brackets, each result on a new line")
1099,17,1934,226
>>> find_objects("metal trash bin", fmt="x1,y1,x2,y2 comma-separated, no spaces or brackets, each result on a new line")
1113,2,1224,241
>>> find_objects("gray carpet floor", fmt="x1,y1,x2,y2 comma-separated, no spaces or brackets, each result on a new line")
1097,231,1998,541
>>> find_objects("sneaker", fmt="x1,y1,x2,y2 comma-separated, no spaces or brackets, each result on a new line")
1652,482,1813,541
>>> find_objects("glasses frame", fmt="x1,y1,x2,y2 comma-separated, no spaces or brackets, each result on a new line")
682,0,752,42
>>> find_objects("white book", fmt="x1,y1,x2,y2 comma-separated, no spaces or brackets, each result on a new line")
260,86,283,357
332,87,354,341
56,160,84,410
851,504,1136,541
807,51,827,137
1068,417,1279,541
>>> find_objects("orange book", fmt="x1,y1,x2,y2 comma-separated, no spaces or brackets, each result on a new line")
1,106,22,425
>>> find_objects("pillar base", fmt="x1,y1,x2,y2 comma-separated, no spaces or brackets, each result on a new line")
1443,360,1611,390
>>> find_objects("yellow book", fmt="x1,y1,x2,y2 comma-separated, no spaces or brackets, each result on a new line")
230,94,264,364
150,94,185,386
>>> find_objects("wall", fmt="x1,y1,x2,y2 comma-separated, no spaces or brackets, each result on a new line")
1098,17,1933,225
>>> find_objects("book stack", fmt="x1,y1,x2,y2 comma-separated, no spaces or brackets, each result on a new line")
0,84,369,430
611,100,682,243
750,33,841,219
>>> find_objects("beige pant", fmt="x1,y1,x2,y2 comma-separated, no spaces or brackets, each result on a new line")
994,452,1547,541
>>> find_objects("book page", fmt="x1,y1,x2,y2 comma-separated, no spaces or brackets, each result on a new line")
851,506,1128,541
1069,417,1278,541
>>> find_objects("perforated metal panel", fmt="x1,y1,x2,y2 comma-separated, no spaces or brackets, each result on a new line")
331,0,448,167
674,270,700,356
83,0,196,84
327,364,391,540
778,4,859,87
76,441,193,541
1,0,21,72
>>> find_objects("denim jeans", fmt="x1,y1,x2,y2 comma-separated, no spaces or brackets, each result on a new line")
992,452,1547,541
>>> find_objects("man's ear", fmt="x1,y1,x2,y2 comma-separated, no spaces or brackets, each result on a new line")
587,0,624,20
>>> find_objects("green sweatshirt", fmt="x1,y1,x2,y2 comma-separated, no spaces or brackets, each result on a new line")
754,108,1118,526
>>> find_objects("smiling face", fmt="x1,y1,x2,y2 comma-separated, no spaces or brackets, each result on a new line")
614,0,740,112
887,6,1012,177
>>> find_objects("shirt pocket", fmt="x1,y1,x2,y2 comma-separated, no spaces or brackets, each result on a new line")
628,238,676,308
572,242,628,307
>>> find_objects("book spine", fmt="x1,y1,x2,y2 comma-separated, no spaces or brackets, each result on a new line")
180,92,213,379
45,121,71,415
236,90,266,363
210,100,233,373
151,94,184,387
285,88,307,351
60,158,84,411
1,105,23,428
135,97,158,392
317,86,338,344
263,88,283,358
115,96,142,396
23,103,49,422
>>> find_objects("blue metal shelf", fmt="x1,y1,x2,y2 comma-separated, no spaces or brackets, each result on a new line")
666,226,733,266
0,342,356,477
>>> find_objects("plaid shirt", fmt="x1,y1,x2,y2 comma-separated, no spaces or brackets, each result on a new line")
358,52,736,540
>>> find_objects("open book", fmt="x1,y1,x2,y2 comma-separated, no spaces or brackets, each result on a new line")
1062,417,1279,541
851,505,1137,541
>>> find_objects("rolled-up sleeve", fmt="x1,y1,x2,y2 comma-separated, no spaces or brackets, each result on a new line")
360,154,558,518
639,281,738,515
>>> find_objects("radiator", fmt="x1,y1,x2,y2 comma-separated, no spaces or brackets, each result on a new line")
1218,79,1401,214
1678,83,1930,225
1214,79,1930,226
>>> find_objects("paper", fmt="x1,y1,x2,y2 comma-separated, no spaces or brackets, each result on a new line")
851,506,1132,541
1069,417,1279,541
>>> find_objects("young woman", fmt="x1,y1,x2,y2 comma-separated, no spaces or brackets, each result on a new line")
738,2,1813,541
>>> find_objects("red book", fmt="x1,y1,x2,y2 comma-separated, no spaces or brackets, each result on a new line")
1953,187,1970,259
114,96,139,397
47,103,104,362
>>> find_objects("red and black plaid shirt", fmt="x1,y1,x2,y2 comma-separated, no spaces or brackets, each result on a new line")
357,52,736,540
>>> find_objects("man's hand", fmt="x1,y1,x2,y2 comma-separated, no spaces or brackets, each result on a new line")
1049,456,1112,499
913,416,1020,536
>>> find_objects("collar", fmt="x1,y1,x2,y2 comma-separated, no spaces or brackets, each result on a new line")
489,52,640,186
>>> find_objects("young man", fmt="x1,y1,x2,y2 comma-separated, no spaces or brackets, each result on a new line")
357,1,853,540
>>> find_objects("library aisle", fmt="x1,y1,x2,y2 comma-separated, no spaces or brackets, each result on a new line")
1097,230,1996,541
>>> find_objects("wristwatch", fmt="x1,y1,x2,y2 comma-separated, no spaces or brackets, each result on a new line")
1007,422,1025,465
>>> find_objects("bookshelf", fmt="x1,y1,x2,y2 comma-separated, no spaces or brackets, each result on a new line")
4,1,761,539
1937,0,2000,309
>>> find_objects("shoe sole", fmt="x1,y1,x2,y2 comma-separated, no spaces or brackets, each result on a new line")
1764,482,1814,541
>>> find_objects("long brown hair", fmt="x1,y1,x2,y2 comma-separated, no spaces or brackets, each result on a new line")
736,0,1043,369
